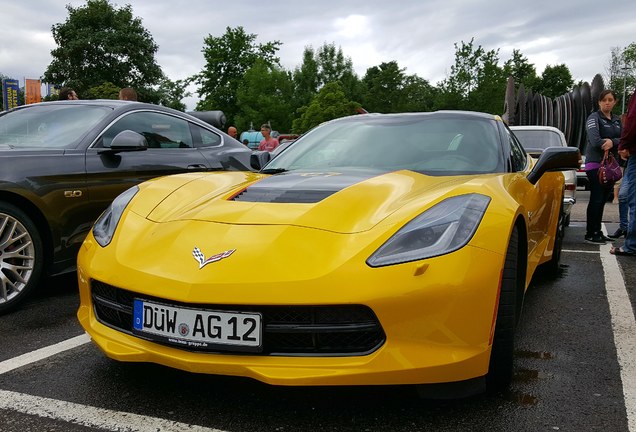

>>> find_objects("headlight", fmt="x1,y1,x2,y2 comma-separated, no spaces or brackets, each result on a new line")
367,194,490,267
93,186,139,247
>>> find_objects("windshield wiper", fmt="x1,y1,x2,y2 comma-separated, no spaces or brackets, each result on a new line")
261,167,289,174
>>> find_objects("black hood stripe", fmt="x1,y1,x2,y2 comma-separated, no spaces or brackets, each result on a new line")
231,170,384,203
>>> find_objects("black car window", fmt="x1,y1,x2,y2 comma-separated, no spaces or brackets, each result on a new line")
506,128,527,172
0,105,110,148
195,125,222,148
98,111,194,149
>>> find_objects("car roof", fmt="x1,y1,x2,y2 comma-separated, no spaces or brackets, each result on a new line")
9,100,222,131
340,110,501,122
509,125,564,134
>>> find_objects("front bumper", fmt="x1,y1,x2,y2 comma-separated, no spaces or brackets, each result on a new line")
77,234,505,386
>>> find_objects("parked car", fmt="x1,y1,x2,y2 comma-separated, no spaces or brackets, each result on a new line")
77,111,579,397
510,125,578,225
0,100,252,313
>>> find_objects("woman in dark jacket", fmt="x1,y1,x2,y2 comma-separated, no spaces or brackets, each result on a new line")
584,89,622,243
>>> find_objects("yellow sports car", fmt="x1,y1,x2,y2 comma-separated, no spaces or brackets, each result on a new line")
77,111,580,397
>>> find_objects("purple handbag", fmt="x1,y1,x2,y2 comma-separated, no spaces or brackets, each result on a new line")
598,150,623,186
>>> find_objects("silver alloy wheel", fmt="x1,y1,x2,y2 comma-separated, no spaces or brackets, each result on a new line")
0,212,36,305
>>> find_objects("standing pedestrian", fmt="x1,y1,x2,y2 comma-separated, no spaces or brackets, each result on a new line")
58,87,78,100
610,88,636,256
118,87,137,101
227,126,238,139
584,89,622,244
258,124,279,151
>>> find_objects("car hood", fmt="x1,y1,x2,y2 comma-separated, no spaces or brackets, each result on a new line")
132,169,491,234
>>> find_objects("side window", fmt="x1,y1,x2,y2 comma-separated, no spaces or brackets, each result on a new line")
98,111,193,149
192,124,222,148
506,128,527,172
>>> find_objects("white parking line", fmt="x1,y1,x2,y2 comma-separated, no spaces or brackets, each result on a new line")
562,249,601,254
0,333,90,375
0,389,225,432
600,224,636,432
0,333,227,431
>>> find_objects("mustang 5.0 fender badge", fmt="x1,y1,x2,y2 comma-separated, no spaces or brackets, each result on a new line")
192,247,235,269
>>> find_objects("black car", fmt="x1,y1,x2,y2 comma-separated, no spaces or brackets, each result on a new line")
0,100,252,313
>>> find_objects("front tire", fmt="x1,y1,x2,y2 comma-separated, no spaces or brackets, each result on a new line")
486,226,520,392
0,202,44,314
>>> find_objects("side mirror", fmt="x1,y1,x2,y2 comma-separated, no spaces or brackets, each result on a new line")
250,151,271,171
100,130,148,154
527,146,580,184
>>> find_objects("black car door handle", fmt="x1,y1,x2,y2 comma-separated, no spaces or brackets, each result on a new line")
187,164,207,170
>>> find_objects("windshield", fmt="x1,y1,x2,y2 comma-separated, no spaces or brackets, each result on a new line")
0,105,111,148
513,129,563,151
265,115,503,175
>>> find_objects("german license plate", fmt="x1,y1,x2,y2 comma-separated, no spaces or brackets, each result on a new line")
132,299,262,352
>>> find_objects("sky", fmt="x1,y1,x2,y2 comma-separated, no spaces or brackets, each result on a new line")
1,0,635,110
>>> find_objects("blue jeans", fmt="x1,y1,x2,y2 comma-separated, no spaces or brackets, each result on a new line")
618,164,630,230
623,156,636,252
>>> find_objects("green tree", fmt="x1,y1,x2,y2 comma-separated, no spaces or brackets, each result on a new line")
468,50,507,114
436,38,504,113
362,61,406,113
503,49,540,90
444,38,486,98
292,47,320,109
84,81,120,99
400,75,438,112
536,64,574,99
42,0,164,99
292,82,360,133
194,26,281,125
607,44,636,113
235,59,295,133
156,78,190,111
292,43,362,109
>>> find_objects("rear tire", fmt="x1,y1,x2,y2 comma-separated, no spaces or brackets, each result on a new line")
0,202,44,314
486,227,520,392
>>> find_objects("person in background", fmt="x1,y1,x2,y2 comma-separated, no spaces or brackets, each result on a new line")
118,87,137,101
610,88,636,256
584,89,622,244
242,139,250,147
58,87,78,100
227,126,238,139
258,124,279,151
609,158,630,238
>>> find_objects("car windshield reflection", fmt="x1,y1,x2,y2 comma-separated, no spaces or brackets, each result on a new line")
265,115,503,175
0,105,111,149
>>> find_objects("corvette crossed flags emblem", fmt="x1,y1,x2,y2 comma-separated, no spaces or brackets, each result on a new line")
192,247,236,269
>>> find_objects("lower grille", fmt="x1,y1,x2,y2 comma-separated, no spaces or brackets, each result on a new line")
91,280,385,356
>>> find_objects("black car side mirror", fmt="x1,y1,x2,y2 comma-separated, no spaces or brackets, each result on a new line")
99,130,148,154
250,151,271,171
527,146,581,185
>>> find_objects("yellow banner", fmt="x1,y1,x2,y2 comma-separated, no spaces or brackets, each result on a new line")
25,79,41,104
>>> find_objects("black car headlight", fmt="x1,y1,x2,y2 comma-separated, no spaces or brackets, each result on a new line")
367,194,490,267
93,186,139,247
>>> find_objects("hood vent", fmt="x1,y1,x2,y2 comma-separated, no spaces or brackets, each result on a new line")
231,187,335,203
